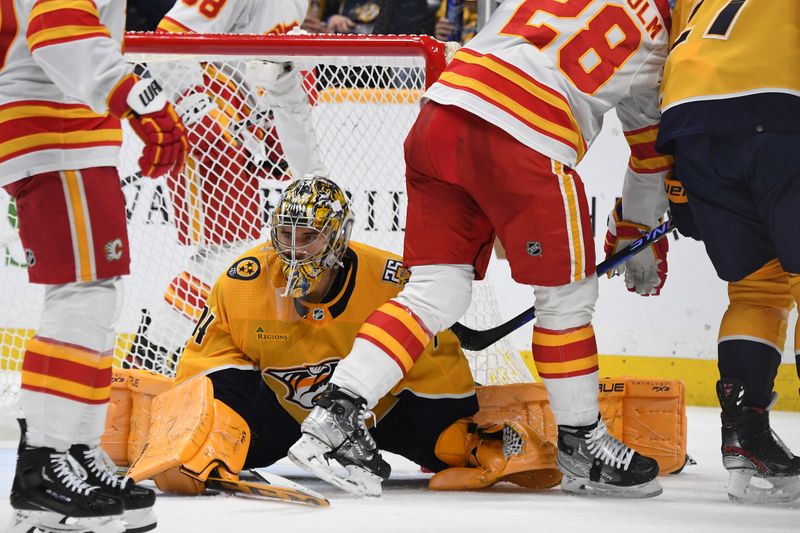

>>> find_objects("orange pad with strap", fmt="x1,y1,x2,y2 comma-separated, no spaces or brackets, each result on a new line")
598,377,687,475
474,377,686,476
101,368,173,466
430,384,562,491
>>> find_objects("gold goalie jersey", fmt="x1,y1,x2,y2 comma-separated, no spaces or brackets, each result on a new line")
176,241,476,423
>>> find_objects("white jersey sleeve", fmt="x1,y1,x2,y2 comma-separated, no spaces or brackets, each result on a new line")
158,0,307,35
615,50,671,227
247,61,329,178
25,0,131,115
424,0,671,168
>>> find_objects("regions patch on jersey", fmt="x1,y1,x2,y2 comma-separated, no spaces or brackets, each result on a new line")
227,257,261,280
262,359,340,410
382,259,410,286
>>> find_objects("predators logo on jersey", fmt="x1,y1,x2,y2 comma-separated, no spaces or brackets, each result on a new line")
227,257,261,280
263,359,340,409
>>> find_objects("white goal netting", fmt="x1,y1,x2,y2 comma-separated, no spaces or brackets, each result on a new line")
0,34,531,408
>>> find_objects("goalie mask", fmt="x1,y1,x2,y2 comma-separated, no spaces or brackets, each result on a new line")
270,177,353,298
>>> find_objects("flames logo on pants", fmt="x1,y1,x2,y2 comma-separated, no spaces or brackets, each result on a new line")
262,359,340,410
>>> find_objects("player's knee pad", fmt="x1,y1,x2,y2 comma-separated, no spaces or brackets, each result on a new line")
394,264,474,333
531,275,598,330
721,259,792,347
38,278,123,352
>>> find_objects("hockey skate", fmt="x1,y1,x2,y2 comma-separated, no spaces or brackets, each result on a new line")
557,417,662,498
288,385,390,497
70,445,157,532
8,440,125,533
717,379,800,504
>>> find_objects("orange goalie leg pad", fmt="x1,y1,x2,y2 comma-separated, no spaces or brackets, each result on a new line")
125,374,250,496
429,388,563,492
100,368,174,466
598,377,687,475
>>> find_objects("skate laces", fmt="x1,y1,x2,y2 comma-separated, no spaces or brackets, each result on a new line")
354,401,378,449
83,446,130,489
50,452,98,496
586,420,635,471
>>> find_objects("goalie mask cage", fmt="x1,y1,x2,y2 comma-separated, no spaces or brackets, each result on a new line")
0,34,532,409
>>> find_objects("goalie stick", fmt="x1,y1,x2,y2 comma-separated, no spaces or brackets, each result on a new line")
183,468,330,507
450,219,675,351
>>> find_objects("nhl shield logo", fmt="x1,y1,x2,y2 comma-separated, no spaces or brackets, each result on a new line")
526,241,542,257
263,359,340,409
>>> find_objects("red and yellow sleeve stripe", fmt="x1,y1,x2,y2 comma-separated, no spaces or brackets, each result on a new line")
532,324,598,379
438,48,587,162
156,16,194,34
357,300,433,375
625,124,672,174
27,0,110,53
0,100,121,164
21,336,113,404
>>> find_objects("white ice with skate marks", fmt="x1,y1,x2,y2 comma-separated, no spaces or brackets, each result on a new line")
1,407,798,533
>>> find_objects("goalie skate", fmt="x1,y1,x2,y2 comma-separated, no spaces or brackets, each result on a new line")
717,379,800,504
557,418,662,498
287,385,390,497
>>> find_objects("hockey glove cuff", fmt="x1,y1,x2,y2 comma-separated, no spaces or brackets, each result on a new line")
604,199,668,296
109,75,188,178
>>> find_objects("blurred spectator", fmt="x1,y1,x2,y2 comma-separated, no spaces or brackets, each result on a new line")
127,0,174,31
434,0,477,44
308,0,432,35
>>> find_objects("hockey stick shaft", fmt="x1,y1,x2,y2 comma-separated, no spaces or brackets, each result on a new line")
450,219,675,351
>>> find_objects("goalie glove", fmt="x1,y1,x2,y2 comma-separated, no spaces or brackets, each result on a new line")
665,167,702,241
604,199,668,296
109,75,188,178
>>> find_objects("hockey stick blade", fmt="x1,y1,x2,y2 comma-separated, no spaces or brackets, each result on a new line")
451,219,675,351
204,475,330,507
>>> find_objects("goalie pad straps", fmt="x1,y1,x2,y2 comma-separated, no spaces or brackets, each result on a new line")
430,418,562,491
106,370,250,494
429,378,687,490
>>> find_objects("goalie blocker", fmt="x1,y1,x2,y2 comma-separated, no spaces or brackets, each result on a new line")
100,369,686,494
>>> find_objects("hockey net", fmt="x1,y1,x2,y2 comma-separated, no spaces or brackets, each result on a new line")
0,34,531,409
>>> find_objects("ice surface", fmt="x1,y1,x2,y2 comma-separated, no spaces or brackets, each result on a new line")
1,407,798,533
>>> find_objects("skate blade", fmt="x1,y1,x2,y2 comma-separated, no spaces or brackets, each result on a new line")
727,470,800,505
287,434,383,497
121,507,157,533
7,510,126,533
560,475,663,498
